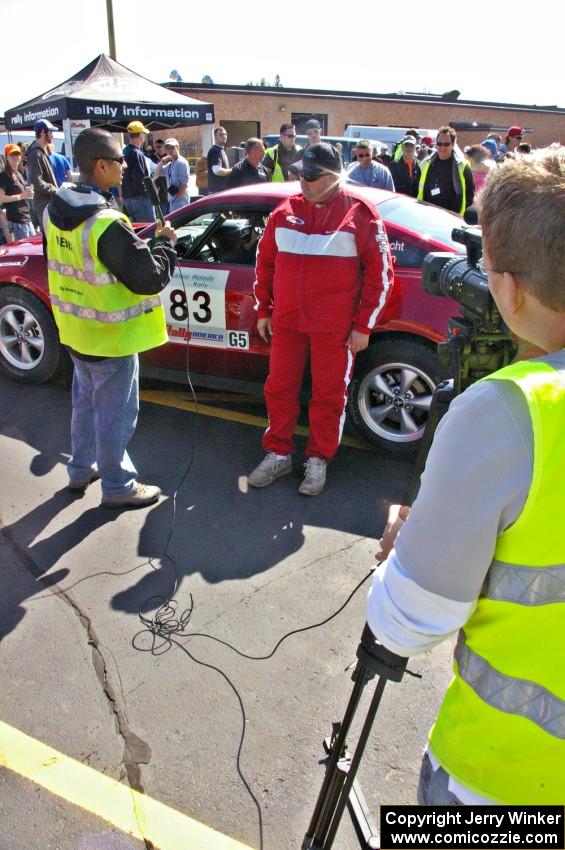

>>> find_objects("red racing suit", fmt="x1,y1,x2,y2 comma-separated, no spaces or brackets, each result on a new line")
254,187,394,461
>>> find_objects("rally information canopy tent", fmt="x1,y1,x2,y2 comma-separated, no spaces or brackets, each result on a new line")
4,54,214,132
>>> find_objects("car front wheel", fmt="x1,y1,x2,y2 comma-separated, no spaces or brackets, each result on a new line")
348,337,447,456
0,286,62,383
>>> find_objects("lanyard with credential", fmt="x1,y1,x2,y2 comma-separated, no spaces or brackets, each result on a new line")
167,158,177,188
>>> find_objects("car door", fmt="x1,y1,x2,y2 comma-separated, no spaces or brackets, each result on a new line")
141,203,273,382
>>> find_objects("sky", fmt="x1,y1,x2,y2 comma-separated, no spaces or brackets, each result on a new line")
1,0,563,118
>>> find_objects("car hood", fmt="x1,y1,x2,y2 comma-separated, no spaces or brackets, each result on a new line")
48,183,113,232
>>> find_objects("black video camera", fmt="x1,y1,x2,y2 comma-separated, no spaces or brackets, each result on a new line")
422,227,516,392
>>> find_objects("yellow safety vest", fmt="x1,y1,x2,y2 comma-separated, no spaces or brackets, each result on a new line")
46,206,167,357
265,143,302,182
429,359,565,803
417,156,469,215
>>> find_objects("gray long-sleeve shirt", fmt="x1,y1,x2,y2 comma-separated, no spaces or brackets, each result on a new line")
366,350,565,656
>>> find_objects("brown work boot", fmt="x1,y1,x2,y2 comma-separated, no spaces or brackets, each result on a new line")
101,483,162,509
67,470,100,493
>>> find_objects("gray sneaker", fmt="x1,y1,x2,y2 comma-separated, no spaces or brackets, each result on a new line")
248,452,292,488
101,483,162,509
299,457,327,496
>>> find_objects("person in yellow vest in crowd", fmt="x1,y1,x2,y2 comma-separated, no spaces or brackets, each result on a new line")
417,125,474,215
366,147,565,805
263,123,303,182
46,128,177,509
392,127,420,162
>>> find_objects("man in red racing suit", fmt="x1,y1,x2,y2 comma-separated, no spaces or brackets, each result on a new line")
249,142,394,495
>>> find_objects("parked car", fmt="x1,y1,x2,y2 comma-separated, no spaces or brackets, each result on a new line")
343,125,437,155
0,183,464,455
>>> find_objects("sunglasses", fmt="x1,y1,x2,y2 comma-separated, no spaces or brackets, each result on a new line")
283,133,296,138
436,142,452,148
356,153,372,158
92,156,125,164
300,172,325,182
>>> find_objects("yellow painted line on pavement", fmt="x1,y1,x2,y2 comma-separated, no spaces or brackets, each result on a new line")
140,390,369,450
181,391,261,403
0,720,255,850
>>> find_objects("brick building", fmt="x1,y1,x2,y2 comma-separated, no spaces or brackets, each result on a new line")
163,81,565,159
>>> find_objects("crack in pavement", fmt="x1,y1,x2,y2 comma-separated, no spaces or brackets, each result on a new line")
0,523,156,850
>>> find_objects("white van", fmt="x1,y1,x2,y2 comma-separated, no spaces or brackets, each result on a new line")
0,130,66,155
344,125,436,154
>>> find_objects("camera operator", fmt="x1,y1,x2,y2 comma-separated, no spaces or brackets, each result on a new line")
366,148,565,805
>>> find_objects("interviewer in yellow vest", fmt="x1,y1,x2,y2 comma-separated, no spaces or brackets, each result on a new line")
46,127,177,509
366,148,565,804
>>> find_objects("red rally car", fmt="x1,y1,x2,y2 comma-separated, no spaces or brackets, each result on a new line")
0,183,464,455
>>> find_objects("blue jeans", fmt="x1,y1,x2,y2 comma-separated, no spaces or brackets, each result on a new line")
123,196,156,223
417,752,465,805
10,221,36,240
68,353,139,497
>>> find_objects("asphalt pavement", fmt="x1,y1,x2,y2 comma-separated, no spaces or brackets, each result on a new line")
0,373,454,850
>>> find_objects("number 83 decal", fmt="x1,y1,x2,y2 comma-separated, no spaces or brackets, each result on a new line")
169,288,212,323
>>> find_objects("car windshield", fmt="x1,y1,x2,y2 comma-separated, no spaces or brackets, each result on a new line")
377,195,465,252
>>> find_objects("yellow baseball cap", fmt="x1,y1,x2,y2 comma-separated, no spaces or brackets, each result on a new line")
127,120,149,134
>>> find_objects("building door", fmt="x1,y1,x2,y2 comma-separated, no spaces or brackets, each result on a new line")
222,120,260,164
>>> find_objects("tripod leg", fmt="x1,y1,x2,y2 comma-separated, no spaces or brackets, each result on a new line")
324,676,387,849
302,669,369,849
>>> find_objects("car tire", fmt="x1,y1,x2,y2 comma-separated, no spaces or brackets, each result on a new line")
0,286,62,384
348,337,448,456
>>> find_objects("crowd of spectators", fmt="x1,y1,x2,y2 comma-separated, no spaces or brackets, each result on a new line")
0,118,545,244
196,120,539,221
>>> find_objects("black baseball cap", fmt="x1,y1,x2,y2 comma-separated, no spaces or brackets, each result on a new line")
294,143,342,178
305,119,321,131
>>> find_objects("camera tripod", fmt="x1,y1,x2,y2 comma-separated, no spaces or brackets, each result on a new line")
302,378,458,850
303,321,517,848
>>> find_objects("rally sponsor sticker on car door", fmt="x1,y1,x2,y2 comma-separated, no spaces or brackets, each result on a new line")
162,268,248,349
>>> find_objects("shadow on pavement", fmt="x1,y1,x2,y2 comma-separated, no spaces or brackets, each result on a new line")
0,377,412,631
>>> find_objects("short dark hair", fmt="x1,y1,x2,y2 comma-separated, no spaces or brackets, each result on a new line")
467,143,489,163
437,125,457,143
279,123,295,135
214,127,227,139
155,139,165,145
74,128,120,177
245,137,263,153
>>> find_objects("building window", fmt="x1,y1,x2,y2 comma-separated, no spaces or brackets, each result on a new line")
291,113,328,134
